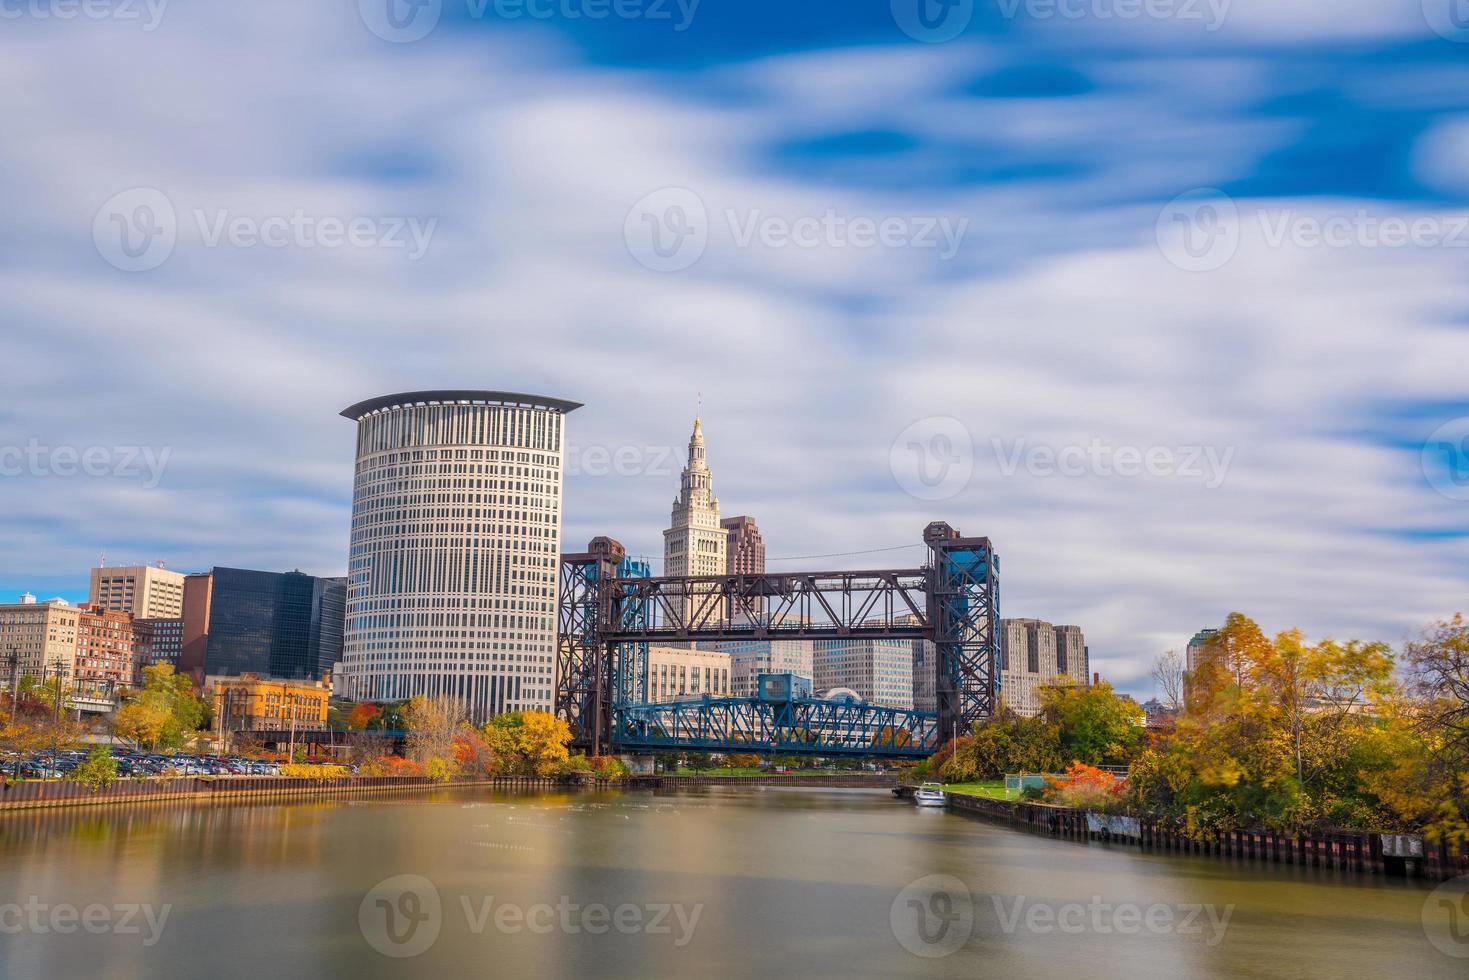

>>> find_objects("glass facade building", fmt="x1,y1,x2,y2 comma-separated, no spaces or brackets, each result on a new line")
179,568,346,683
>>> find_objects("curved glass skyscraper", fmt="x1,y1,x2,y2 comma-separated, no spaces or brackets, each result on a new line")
338,389,580,721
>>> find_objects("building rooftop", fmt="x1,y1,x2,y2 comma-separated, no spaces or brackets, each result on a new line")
340,389,583,420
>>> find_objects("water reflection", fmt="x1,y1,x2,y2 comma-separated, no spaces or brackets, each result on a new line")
0,787,1451,979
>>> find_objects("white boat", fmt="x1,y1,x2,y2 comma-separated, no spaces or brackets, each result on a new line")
913,782,947,807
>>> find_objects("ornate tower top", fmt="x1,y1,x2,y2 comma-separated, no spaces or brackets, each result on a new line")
672,417,718,516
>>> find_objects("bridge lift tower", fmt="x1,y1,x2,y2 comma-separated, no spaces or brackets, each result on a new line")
554,522,1000,757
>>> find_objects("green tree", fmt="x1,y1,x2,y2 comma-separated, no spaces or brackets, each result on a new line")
73,746,118,790
115,663,205,752
1041,680,1144,767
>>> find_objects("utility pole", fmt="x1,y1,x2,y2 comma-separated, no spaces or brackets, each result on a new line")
5,646,18,723
48,658,65,777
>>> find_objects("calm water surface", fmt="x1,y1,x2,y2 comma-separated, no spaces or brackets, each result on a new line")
0,786,1453,979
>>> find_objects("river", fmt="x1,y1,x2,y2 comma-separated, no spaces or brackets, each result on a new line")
0,786,1455,978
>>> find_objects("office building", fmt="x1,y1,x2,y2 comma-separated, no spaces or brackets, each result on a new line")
0,594,79,685
88,563,185,619
74,604,140,695
180,568,347,686
647,645,731,702
663,417,725,624
722,515,765,618
1000,618,1086,716
814,631,915,709
212,673,331,733
135,617,184,678
700,634,814,699
338,390,578,721
1186,627,1219,672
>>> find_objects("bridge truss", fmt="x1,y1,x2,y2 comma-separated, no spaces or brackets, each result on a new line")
554,522,1000,757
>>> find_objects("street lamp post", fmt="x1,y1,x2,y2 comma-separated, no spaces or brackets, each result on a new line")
5,646,18,723
47,657,66,777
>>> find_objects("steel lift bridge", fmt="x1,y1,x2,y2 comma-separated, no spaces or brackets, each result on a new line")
554,522,999,759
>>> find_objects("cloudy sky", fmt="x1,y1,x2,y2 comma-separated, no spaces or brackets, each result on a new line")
3,1,1468,698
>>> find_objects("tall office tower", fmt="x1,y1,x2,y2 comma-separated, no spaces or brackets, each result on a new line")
338,390,579,722
179,568,347,685
1053,625,1086,680
1000,617,1064,717
813,632,915,709
89,563,186,619
722,515,765,619
663,417,725,624
135,617,184,678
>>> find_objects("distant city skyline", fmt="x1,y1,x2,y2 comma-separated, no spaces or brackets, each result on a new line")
6,7,1469,705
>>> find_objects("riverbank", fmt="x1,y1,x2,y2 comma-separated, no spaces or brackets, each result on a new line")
0,774,591,811
942,789,1468,882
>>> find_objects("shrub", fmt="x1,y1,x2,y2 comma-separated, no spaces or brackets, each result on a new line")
1043,762,1128,813
423,757,453,782
279,763,349,781
73,746,118,790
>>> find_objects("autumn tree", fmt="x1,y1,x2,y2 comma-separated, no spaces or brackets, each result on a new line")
403,696,466,766
483,710,572,776
1040,680,1144,767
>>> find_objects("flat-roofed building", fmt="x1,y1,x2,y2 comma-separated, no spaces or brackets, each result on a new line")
211,673,331,734
74,604,140,695
647,645,731,702
0,594,80,687
89,563,186,619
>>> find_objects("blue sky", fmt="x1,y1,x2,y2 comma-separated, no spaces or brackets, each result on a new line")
3,1,1469,698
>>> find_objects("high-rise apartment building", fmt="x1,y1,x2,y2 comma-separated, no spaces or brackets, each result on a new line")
338,390,578,721
1000,618,1086,716
0,594,80,686
89,563,186,619
663,418,725,624
179,568,346,686
647,645,731,702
